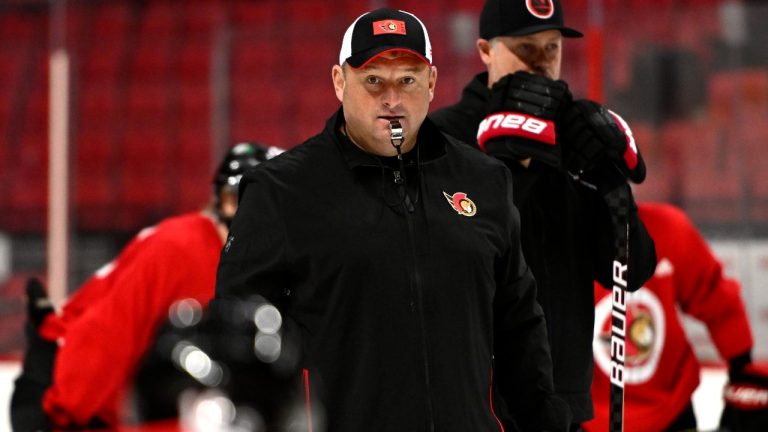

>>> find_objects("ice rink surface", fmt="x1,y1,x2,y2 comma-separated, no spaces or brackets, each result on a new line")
0,360,729,431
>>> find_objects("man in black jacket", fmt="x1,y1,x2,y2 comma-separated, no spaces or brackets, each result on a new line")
430,0,657,429
215,7,568,432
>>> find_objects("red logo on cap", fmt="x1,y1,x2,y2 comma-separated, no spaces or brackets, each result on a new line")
527,0,555,19
373,19,406,35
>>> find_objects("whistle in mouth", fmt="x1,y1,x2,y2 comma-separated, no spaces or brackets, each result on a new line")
389,120,404,145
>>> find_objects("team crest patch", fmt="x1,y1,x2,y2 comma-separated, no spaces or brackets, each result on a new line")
594,288,665,384
443,191,476,217
527,0,555,19
373,19,406,36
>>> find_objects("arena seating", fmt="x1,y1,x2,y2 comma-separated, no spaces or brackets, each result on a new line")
0,0,765,233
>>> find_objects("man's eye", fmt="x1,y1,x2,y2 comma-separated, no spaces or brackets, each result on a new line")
402,77,415,85
512,44,532,57
366,76,380,85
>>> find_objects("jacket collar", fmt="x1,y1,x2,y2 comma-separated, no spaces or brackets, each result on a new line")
460,72,491,116
325,107,447,170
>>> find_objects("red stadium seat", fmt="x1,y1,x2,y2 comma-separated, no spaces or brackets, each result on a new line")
179,80,210,127
140,1,178,36
0,12,38,40
286,2,333,23
7,131,48,231
175,125,212,214
659,120,744,224
75,127,114,170
80,37,125,80
78,82,118,125
708,69,768,125
89,2,132,37
183,2,224,34
131,38,174,78
626,122,674,204
737,122,768,221
227,1,279,27
179,38,212,82
125,81,172,127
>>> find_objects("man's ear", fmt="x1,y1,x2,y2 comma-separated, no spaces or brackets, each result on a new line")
332,64,345,103
476,38,492,67
428,66,437,102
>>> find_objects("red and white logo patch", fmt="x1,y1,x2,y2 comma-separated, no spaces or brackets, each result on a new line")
526,0,555,19
373,19,406,36
443,191,476,217
594,287,666,385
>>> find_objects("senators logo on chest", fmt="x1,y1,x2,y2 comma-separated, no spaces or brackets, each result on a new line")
443,191,477,217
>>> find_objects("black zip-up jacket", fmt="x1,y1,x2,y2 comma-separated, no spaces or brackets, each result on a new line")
215,109,564,431
430,73,657,423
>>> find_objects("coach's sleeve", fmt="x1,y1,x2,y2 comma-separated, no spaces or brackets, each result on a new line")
214,171,294,307
493,172,570,431
593,185,657,292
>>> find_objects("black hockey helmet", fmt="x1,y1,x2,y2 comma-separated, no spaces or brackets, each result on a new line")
213,142,283,227
213,142,281,194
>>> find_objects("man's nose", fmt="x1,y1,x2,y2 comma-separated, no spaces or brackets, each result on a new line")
527,49,552,74
381,85,402,108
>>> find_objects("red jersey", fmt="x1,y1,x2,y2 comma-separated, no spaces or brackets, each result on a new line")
585,202,753,432
39,212,223,427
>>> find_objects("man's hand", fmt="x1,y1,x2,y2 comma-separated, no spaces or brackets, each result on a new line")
559,100,646,191
477,71,571,166
720,355,768,432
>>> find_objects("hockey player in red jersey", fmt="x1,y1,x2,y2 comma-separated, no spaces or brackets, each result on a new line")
10,142,282,430
586,202,767,432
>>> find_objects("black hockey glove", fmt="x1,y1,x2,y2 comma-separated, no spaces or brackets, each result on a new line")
477,71,571,167
559,100,646,192
26,277,54,328
720,353,768,432
10,279,58,432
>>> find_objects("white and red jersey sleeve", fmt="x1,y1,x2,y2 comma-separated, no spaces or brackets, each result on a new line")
40,213,223,428
586,202,753,432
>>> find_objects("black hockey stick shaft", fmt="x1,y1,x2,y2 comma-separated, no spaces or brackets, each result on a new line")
605,184,630,432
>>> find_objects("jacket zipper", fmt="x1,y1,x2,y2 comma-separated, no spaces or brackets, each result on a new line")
393,170,415,212
393,168,434,431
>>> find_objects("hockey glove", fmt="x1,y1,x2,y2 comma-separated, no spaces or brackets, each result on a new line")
720,357,768,432
27,277,54,329
10,279,58,432
559,100,646,192
477,71,571,167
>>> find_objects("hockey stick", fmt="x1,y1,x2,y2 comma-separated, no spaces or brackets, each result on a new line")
604,183,631,432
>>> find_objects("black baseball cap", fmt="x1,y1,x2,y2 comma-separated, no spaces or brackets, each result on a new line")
339,8,433,69
480,0,583,40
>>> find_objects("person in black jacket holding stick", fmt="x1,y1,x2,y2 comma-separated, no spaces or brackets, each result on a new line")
430,0,657,430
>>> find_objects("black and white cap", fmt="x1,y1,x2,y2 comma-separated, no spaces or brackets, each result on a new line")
339,8,433,69
480,0,583,40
